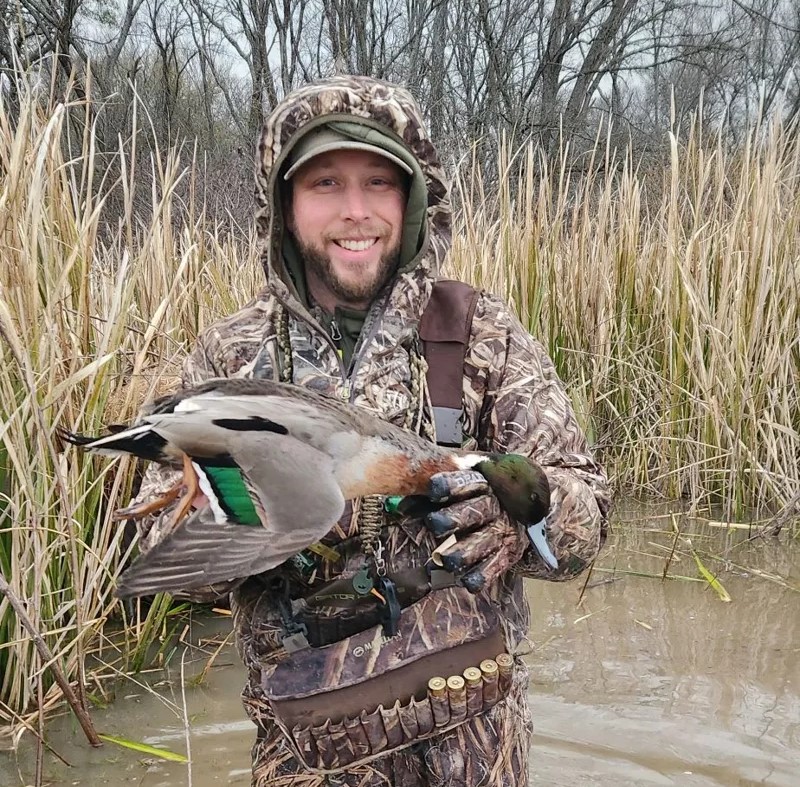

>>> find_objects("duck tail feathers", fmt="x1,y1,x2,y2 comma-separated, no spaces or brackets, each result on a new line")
57,423,167,461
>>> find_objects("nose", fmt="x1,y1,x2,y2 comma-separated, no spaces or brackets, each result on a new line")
339,183,371,222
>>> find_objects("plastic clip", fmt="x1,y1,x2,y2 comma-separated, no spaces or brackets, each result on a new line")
352,565,374,595
282,630,310,653
376,576,401,636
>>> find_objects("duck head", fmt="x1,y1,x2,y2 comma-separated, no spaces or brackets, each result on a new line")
474,453,558,570
474,454,549,520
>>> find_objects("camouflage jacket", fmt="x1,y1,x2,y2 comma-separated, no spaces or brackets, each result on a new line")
134,76,610,683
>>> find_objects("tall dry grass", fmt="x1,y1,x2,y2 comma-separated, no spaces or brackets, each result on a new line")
449,125,799,520
0,84,259,729
0,82,797,733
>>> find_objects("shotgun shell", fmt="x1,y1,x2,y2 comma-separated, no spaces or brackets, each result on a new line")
463,667,482,685
495,653,514,695
479,659,499,707
463,666,483,716
447,675,466,693
428,677,450,727
446,674,467,723
428,676,447,697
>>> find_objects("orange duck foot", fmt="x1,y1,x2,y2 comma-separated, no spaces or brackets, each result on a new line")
113,454,201,524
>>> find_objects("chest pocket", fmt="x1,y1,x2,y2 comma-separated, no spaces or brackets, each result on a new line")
357,350,417,425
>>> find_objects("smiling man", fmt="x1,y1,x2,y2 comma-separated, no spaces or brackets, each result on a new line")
275,120,428,367
285,132,408,314
133,76,609,786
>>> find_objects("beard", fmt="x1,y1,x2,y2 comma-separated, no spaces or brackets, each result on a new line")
296,236,402,307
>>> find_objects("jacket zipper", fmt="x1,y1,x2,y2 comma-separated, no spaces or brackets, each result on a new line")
274,294,350,398
275,290,389,404
344,291,389,403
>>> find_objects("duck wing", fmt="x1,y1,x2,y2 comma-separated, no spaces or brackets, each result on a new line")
231,432,345,545
116,510,273,597
116,433,346,597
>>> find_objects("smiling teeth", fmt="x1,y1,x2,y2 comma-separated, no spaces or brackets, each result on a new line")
337,239,376,251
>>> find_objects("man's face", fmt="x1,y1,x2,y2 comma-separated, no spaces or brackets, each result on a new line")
287,149,407,311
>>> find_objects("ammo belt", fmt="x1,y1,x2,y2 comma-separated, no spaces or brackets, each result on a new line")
261,583,515,775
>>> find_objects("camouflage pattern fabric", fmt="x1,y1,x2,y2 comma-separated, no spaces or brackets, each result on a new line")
131,75,610,785
247,661,532,786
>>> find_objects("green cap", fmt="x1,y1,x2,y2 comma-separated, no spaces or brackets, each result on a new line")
283,127,413,180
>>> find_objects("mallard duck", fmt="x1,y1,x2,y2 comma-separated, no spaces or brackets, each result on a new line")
60,378,555,596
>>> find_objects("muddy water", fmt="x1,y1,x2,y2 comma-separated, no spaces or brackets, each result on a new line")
2,511,798,786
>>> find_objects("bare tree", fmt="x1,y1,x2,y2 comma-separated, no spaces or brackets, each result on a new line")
187,0,306,141
0,0,145,95
4,0,799,214
145,0,197,143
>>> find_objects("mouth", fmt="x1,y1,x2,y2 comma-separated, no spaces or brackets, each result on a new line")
333,238,379,252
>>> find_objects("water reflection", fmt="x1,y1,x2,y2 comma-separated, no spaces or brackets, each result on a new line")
527,512,799,785
2,511,798,786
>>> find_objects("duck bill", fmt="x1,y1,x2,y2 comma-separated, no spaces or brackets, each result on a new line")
526,518,558,570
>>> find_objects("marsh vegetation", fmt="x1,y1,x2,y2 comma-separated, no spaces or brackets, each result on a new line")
0,79,798,765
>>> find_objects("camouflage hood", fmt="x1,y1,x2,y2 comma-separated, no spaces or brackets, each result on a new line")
254,75,452,317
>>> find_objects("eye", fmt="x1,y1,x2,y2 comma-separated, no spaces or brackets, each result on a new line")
314,176,338,188
369,176,399,188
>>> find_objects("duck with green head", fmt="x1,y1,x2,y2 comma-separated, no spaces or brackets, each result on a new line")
473,453,556,569
60,378,556,597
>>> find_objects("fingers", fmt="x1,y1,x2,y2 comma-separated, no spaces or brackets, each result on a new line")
432,514,529,594
387,471,490,527
460,547,521,594
427,470,489,502
435,517,515,570
425,494,502,537
435,520,501,572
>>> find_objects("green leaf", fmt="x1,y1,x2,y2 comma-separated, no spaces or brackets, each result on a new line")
685,539,732,602
98,733,189,762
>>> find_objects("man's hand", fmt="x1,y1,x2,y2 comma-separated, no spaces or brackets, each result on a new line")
421,470,530,594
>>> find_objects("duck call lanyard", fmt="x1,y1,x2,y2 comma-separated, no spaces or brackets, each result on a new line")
354,496,401,636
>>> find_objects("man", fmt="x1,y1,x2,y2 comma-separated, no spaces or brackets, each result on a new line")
136,75,609,785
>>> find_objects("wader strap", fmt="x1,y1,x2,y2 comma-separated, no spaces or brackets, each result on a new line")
420,280,479,447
